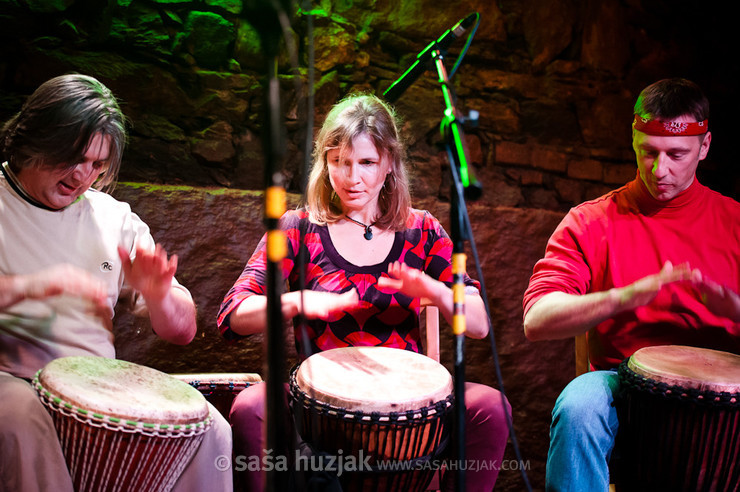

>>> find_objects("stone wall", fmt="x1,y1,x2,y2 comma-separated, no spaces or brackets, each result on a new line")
1,0,738,205
2,0,740,490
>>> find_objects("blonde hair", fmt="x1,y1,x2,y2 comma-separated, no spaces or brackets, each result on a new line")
306,94,410,230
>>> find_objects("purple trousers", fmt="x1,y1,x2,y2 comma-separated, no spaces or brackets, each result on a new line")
230,381,511,491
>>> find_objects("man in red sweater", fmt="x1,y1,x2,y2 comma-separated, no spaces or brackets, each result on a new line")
523,78,740,491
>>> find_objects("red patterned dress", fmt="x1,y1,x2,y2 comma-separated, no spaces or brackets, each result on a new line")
218,208,480,356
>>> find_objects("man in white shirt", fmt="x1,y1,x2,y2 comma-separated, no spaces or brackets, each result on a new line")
0,74,231,491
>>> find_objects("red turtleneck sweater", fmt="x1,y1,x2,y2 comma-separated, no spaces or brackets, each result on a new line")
523,176,740,370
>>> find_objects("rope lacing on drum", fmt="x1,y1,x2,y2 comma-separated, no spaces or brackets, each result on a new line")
293,392,454,424
617,359,740,409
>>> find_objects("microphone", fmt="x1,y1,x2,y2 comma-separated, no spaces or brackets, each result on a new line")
383,13,477,103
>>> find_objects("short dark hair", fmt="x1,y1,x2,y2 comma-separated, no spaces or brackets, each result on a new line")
634,78,709,122
1,74,127,192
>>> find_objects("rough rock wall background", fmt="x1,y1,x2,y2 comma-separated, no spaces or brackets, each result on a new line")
1,0,739,490
2,0,738,204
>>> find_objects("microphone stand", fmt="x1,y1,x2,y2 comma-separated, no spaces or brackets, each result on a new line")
263,55,291,491
432,47,474,492
242,1,293,490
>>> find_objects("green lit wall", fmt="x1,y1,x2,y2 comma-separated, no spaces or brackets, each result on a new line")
1,0,737,206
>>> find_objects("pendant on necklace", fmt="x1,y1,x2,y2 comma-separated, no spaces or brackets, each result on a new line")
345,215,376,241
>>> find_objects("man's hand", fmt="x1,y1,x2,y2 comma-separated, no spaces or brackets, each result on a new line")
525,261,697,341
118,244,196,345
616,261,694,313
1,264,108,317
693,272,740,322
118,244,177,302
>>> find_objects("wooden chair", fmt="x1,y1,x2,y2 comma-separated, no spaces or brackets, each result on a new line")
419,301,441,363
418,302,443,490
575,332,589,377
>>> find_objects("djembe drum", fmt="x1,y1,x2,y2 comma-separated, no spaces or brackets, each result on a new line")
289,346,454,492
617,345,740,491
170,372,263,423
33,356,212,492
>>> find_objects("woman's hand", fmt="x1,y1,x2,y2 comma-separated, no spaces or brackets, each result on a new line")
378,261,490,338
377,261,437,300
229,289,360,336
288,289,360,320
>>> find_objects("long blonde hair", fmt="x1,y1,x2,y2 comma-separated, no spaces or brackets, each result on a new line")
306,94,410,230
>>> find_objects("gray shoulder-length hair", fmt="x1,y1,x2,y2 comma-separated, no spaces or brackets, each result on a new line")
306,93,411,230
1,73,127,192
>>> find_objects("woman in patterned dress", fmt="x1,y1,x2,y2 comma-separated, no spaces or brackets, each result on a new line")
218,94,511,491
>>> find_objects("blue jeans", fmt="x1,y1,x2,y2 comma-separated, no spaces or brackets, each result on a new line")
546,370,620,492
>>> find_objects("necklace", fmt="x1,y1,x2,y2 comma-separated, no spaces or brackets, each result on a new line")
345,215,376,240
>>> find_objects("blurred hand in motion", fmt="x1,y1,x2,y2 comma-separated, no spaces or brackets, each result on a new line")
292,289,360,320
3,264,109,317
118,244,177,302
692,270,740,322
377,261,436,300
617,261,695,313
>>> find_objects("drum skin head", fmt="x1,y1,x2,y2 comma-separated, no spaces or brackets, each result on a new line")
296,346,453,413
38,356,209,424
628,345,740,394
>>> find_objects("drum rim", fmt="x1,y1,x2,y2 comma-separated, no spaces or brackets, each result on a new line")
288,365,454,423
37,356,210,425
627,345,740,393
618,359,740,408
170,373,263,392
33,371,213,438
293,346,453,413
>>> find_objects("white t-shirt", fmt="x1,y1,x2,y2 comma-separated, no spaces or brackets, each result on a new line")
0,167,191,379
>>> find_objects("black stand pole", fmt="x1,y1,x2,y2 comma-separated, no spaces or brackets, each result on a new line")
242,2,293,490
432,49,475,492
263,54,291,492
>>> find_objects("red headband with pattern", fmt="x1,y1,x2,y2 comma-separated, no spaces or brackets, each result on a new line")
633,115,709,136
